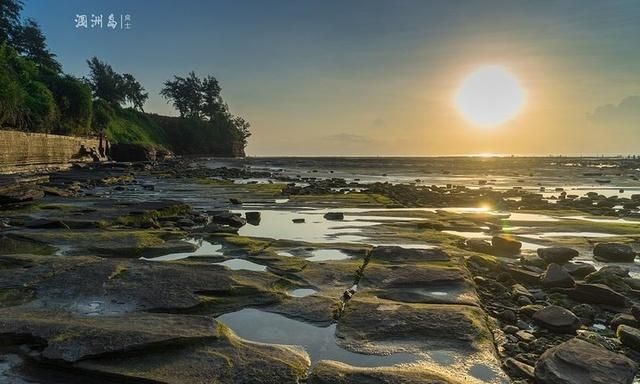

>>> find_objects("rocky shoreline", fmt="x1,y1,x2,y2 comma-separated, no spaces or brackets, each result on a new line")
0,158,639,383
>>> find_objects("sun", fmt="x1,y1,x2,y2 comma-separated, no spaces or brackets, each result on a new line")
455,65,525,127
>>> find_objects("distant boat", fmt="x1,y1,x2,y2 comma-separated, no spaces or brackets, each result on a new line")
595,179,611,184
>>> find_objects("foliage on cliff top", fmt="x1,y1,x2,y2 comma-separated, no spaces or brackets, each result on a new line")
0,0,250,155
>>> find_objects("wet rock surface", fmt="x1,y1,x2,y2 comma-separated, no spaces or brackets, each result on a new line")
2,157,640,383
537,247,578,264
594,243,637,263
534,338,637,384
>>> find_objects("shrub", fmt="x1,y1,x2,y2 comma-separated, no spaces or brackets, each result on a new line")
46,75,93,135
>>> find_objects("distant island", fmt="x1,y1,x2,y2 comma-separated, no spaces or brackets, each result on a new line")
0,0,249,160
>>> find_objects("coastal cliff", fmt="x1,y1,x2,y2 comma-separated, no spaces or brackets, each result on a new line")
0,123,245,173
0,130,103,173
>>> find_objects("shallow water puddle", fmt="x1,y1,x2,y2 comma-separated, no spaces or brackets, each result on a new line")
443,230,490,239
426,349,509,384
306,249,352,261
142,238,223,261
367,243,436,249
214,259,267,271
288,288,317,297
217,308,418,367
523,231,619,239
564,215,640,224
504,212,559,222
233,209,426,244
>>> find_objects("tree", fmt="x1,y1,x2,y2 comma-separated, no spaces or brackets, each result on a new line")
15,19,61,73
45,75,93,135
0,0,22,45
0,43,55,132
86,57,125,105
122,73,148,111
231,115,251,143
160,71,203,118
160,71,251,147
85,57,147,111
201,75,225,120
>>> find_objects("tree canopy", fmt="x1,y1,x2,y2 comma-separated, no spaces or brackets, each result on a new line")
0,0,250,151
16,18,61,73
85,57,148,111
0,0,22,46
160,71,251,145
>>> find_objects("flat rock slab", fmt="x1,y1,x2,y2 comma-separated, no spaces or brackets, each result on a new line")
12,229,187,258
309,360,463,384
535,338,637,384
291,261,363,294
73,326,309,384
369,246,450,263
359,264,479,306
336,299,489,353
265,294,338,325
0,308,219,362
0,254,279,315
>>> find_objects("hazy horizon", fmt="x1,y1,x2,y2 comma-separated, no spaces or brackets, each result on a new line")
23,0,640,156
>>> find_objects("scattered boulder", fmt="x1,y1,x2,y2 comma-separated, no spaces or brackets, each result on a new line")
520,304,545,318
585,266,632,293
520,254,546,268
504,265,540,284
504,357,535,380
535,338,637,384
537,247,578,264
515,330,535,342
571,304,596,325
593,243,636,263
540,263,575,288
323,212,344,221
632,305,640,322
201,223,238,234
498,309,517,324
466,238,493,254
210,212,246,228
568,283,628,308
512,284,534,302
532,305,581,333
491,235,522,257
564,262,597,278
245,211,261,225
611,314,639,331
617,325,640,352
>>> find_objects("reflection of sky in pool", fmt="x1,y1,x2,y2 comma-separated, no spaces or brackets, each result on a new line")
217,308,418,367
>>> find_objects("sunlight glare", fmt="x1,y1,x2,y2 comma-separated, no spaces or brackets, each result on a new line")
455,65,525,127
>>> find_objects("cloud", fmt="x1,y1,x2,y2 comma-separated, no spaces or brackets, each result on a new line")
589,96,640,125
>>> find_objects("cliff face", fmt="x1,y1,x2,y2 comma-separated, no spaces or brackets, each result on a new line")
143,113,246,158
0,130,103,174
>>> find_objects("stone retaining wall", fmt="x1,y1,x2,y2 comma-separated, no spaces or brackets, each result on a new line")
0,130,102,173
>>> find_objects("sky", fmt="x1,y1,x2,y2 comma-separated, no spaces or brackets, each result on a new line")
22,0,640,156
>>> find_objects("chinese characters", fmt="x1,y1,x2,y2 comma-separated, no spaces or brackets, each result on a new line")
74,14,132,30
